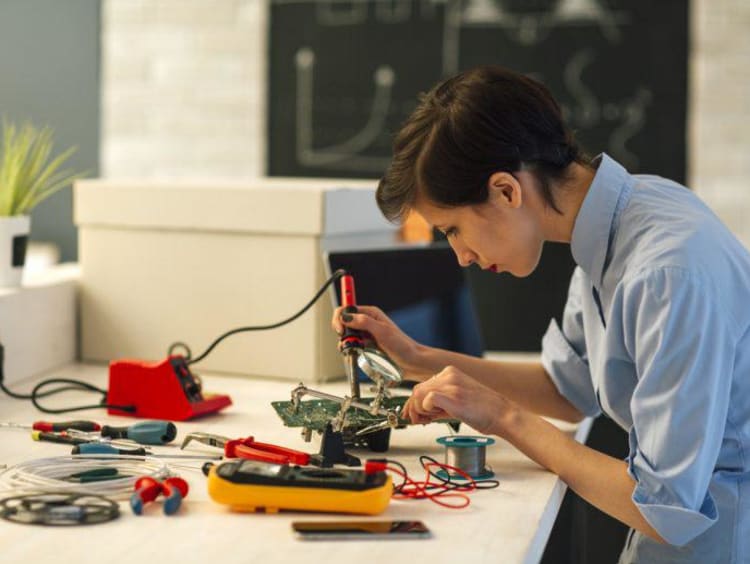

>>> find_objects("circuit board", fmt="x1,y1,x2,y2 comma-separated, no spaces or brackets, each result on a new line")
272,396,411,430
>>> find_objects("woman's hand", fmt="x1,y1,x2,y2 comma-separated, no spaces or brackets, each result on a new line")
331,304,429,381
401,365,517,436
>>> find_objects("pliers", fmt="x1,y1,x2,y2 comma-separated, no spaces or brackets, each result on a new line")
180,432,310,465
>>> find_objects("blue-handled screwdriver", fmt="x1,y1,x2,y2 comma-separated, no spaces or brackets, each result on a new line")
100,420,177,445
72,443,220,459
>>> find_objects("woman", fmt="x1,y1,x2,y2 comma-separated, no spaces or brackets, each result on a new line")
332,66,750,562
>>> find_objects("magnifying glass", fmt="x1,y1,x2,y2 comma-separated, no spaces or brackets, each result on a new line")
356,348,403,386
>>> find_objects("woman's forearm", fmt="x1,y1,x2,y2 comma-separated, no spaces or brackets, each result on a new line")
412,345,583,422
498,408,665,543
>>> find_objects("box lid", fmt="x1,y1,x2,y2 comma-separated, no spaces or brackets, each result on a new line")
74,177,395,236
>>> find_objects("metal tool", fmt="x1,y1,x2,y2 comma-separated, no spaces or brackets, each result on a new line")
71,443,221,459
32,430,144,450
181,432,310,465
1,420,101,432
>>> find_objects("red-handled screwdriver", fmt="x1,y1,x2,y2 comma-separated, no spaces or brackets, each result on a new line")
1,420,101,432
31,431,92,445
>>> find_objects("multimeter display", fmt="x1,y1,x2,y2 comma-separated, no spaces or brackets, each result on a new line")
208,460,392,515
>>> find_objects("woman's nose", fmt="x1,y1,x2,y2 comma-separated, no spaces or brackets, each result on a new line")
455,248,475,268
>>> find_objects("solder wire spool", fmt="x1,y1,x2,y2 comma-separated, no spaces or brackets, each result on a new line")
435,435,495,481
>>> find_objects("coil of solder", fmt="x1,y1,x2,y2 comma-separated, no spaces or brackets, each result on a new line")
436,435,495,480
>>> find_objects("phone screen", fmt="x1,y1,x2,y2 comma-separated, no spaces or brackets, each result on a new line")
292,520,431,540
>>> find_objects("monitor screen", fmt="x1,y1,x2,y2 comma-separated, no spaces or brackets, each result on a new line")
323,244,484,374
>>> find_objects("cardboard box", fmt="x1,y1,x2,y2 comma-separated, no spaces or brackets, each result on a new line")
74,178,396,382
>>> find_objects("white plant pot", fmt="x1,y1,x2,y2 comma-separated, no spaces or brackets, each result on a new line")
0,215,31,287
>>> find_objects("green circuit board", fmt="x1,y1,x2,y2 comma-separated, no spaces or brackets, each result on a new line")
271,396,411,430
271,395,461,433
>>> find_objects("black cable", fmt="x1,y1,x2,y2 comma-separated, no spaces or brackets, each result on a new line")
0,268,348,413
0,343,135,414
172,268,348,365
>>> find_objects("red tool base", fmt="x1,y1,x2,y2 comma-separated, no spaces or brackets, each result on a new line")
107,356,232,421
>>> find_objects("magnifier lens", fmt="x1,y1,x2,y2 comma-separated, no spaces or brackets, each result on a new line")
357,349,402,384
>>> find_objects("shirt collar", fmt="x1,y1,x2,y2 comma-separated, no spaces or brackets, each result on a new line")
570,153,631,288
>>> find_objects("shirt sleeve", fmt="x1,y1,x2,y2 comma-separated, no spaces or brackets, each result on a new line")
621,267,737,546
541,267,600,417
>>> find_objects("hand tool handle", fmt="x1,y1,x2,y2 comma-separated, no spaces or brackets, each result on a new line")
72,443,148,456
101,420,177,445
130,476,163,515
226,437,310,465
31,431,90,445
340,274,357,308
339,275,366,350
32,420,102,432
161,477,189,515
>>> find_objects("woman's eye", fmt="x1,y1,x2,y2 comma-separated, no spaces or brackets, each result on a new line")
445,228,458,238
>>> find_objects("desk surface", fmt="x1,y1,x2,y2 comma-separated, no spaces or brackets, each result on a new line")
0,362,590,564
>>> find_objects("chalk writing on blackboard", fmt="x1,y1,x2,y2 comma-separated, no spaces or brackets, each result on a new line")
269,0,684,183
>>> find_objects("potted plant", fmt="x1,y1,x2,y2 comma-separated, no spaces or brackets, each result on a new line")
0,120,84,287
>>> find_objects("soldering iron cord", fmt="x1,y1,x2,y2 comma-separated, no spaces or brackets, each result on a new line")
170,268,348,365
0,343,135,414
0,269,349,413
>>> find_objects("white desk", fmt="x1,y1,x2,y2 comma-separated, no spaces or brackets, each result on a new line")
0,362,591,564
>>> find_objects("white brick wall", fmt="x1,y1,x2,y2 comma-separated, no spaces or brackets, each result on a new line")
101,0,267,178
691,0,750,247
101,0,750,246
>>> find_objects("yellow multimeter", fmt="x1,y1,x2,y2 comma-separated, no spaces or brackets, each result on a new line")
206,460,392,515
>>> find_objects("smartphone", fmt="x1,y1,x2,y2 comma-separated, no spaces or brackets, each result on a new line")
292,520,431,540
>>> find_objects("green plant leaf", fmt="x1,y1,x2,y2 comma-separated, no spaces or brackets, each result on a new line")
15,146,78,215
0,119,85,216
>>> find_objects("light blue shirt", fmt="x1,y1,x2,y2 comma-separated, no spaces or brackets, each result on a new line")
541,154,750,562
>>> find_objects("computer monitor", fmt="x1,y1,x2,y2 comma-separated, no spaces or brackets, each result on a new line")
323,243,484,379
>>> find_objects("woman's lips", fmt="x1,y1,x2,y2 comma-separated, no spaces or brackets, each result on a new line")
489,265,498,273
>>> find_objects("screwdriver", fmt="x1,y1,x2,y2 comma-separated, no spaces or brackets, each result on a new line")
339,274,366,399
32,431,91,445
100,420,177,445
72,443,221,459
1,420,101,432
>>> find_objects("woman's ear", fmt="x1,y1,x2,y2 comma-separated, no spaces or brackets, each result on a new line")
487,172,523,209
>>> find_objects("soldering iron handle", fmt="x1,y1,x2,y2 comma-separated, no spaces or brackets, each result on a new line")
340,274,357,308
339,275,366,349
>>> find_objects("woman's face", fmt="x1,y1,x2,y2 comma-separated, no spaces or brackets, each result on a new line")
413,173,545,278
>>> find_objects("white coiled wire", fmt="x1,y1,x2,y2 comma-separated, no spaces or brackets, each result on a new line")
0,455,172,500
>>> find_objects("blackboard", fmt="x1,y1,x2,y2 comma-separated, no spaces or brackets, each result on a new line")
268,0,688,350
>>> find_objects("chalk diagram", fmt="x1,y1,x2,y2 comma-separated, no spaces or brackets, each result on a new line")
561,49,652,169
460,0,630,46
281,0,654,172
295,47,395,171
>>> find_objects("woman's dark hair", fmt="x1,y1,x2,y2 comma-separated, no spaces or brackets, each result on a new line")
376,65,589,222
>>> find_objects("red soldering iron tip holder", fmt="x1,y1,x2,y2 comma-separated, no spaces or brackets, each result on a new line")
107,356,232,421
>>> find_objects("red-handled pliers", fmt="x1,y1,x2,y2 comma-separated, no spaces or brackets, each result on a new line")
181,432,310,465
224,436,310,465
